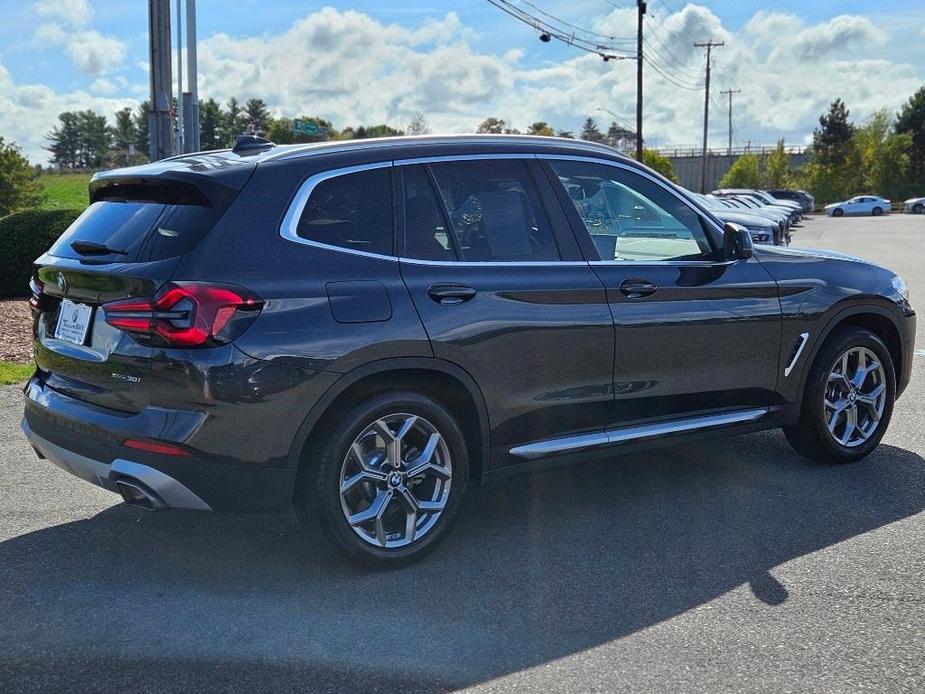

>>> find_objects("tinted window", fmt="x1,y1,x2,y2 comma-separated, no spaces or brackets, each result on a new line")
48,200,219,262
297,168,393,256
402,165,456,261
551,160,714,262
428,160,559,262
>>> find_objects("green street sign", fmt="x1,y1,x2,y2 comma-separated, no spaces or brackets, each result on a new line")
293,119,323,135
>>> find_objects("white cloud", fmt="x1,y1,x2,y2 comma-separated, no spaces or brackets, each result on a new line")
34,0,93,26
65,30,127,74
90,77,116,95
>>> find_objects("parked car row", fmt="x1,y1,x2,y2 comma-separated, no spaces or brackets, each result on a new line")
691,188,805,246
767,188,815,213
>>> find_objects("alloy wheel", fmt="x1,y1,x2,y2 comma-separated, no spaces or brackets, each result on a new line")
338,413,452,548
824,346,887,447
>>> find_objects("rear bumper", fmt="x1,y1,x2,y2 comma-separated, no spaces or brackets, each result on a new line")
22,419,212,511
22,377,298,512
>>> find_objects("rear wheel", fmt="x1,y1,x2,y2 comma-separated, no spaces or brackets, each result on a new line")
295,391,468,566
784,327,894,463
832,208,844,217
872,207,883,216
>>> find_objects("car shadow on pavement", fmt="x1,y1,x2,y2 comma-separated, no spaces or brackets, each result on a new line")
1,430,923,692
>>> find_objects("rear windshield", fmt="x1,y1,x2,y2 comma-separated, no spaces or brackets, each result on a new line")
48,200,220,262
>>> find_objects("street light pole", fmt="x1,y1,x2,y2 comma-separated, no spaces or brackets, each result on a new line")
695,40,723,193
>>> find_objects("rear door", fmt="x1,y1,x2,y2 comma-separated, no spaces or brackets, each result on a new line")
544,157,782,426
396,156,614,465
32,193,226,413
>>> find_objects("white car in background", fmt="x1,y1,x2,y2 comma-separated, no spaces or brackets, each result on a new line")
903,196,925,214
824,195,891,217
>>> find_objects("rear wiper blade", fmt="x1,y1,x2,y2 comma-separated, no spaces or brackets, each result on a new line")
69,240,128,256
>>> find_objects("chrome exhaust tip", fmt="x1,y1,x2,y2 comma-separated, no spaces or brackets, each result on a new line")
114,479,165,511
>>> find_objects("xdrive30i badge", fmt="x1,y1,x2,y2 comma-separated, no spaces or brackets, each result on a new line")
110,372,141,383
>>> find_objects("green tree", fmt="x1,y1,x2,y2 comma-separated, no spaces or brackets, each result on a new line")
0,138,45,217
198,98,223,149
133,100,150,155
76,110,112,168
477,117,506,134
854,110,912,200
719,152,762,188
45,111,81,168
580,117,604,143
641,149,678,183
763,139,792,188
803,99,860,203
221,97,246,146
112,107,136,149
894,85,925,188
244,98,271,135
527,121,554,136
556,129,574,138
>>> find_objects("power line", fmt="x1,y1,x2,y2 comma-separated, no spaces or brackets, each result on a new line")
517,0,635,43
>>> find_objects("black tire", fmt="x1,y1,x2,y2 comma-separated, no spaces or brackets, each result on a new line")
784,327,895,463
912,204,923,214
872,207,883,216
832,208,844,217
295,391,469,567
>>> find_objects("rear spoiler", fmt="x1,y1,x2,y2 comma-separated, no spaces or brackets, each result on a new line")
89,154,255,210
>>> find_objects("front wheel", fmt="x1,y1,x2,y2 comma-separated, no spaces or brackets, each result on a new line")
784,327,895,463
295,391,469,566
832,208,844,217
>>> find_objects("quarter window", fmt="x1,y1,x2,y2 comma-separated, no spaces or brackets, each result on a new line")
297,168,394,256
402,165,456,261
426,159,560,262
550,160,714,262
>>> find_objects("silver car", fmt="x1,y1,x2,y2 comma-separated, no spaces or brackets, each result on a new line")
825,195,891,217
903,196,924,214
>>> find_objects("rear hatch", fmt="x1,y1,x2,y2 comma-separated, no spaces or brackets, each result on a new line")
31,154,254,413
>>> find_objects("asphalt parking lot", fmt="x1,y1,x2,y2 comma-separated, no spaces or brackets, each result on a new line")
1,214,922,693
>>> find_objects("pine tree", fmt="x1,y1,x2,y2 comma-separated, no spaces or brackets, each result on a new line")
244,98,271,135
133,101,151,155
198,98,223,149
580,117,604,144
45,112,81,169
221,97,246,145
894,86,925,185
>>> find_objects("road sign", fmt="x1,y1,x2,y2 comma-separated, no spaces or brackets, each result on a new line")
293,119,327,137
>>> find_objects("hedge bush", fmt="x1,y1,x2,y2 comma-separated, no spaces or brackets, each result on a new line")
0,208,83,298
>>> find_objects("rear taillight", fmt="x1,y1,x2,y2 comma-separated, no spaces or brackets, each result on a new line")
103,281,262,347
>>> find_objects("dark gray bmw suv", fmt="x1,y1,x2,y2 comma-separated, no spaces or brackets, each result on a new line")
22,135,915,565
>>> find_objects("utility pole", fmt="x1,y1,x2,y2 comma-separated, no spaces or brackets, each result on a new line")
720,88,740,155
694,40,723,193
184,0,199,152
635,1,646,162
175,0,183,153
148,0,173,161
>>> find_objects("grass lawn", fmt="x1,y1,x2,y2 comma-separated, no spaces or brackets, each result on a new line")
0,361,33,385
39,173,91,210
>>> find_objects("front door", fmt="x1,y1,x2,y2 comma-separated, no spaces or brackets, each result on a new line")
396,157,614,464
544,157,782,426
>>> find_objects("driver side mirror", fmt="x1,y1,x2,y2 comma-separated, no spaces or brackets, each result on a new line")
723,222,754,260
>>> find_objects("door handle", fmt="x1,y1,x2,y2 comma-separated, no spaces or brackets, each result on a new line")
619,279,658,299
427,284,477,305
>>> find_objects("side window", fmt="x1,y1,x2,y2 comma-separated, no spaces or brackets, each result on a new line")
550,160,715,262
427,159,560,262
402,165,456,261
296,167,393,255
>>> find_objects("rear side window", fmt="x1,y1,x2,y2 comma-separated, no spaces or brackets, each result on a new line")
427,160,560,262
297,168,394,256
48,200,219,262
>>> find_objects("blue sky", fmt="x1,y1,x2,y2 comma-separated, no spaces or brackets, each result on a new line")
1,1,924,162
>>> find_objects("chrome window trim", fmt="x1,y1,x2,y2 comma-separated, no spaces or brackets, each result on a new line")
398,257,589,267
393,153,536,166
279,161,398,261
509,407,769,460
